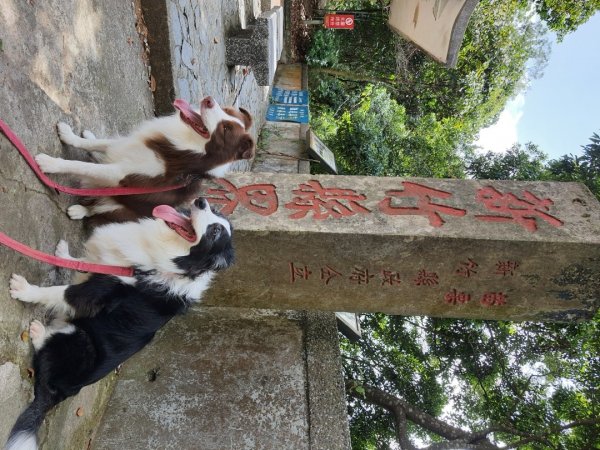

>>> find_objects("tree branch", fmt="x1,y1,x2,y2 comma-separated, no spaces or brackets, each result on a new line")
501,418,600,449
346,381,600,450
346,380,500,449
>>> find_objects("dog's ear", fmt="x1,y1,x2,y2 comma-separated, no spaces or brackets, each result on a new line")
208,244,235,272
238,135,255,160
238,107,253,130
174,242,235,277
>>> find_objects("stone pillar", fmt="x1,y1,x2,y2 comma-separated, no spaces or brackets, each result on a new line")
202,173,600,322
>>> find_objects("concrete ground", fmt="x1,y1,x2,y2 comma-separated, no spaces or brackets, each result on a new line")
0,1,350,449
1,1,156,446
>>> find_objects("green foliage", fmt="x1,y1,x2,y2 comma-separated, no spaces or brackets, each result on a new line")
329,85,408,176
307,0,558,181
310,84,466,178
309,1,552,138
401,2,550,133
400,114,467,179
526,0,600,40
306,29,340,68
465,142,548,180
344,307,600,449
546,132,600,200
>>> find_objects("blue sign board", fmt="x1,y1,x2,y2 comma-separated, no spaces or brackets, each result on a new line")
266,105,309,123
271,87,309,105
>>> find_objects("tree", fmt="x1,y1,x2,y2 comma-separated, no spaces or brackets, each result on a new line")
309,0,552,139
465,143,548,181
526,0,600,40
342,135,600,449
310,84,465,178
343,315,600,449
546,132,600,200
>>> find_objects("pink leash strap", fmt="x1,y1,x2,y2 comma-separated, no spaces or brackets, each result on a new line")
0,231,134,276
0,118,152,275
0,118,186,196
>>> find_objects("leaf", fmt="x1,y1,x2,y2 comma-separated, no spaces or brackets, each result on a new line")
354,385,366,397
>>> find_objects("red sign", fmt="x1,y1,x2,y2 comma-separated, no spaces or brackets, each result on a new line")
324,14,355,29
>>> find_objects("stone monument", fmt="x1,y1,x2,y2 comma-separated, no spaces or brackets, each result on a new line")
202,173,600,322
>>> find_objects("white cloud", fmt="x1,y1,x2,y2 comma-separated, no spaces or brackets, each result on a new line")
475,94,525,153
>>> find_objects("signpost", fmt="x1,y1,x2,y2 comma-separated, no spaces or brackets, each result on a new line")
267,85,310,123
306,129,337,174
388,0,478,67
271,87,309,105
266,104,309,123
324,14,355,30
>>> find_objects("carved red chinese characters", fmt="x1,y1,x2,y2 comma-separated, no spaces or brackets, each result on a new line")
206,178,278,216
475,186,563,232
480,291,508,307
378,181,467,227
284,180,370,219
289,262,312,283
444,289,471,305
205,178,565,236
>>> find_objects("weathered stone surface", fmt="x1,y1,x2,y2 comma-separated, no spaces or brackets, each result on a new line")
92,308,310,450
141,0,268,116
253,121,306,173
305,312,353,450
40,377,116,450
226,7,284,86
201,173,600,321
0,0,154,446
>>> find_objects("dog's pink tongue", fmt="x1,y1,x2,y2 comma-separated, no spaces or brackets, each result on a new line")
152,205,197,242
173,99,209,138
173,99,194,117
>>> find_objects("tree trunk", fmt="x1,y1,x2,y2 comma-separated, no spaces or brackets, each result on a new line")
310,67,397,87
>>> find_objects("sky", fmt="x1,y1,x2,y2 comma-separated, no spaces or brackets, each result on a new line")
475,12,600,160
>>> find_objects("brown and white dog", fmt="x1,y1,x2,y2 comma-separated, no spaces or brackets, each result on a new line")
35,96,254,225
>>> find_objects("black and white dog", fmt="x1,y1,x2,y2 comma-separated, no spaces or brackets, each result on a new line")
5,197,233,450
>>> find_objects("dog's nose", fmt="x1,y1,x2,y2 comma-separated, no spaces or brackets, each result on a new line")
194,197,208,209
201,96,214,109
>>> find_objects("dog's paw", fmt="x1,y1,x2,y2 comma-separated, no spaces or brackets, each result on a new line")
9,274,37,303
35,153,63,173
55,239,72,258
57,122,77,144
67,205,89,220
82,129,97,140
29,320,47,349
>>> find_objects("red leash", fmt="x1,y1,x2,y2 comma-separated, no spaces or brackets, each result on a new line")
0,118,187,276
0,118,186,196
0,231,134,276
